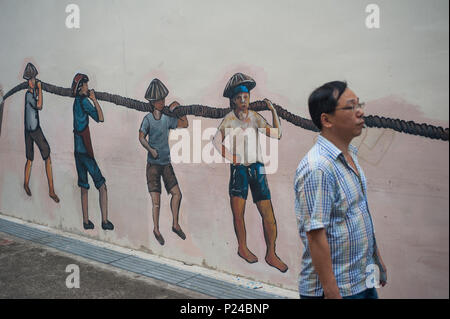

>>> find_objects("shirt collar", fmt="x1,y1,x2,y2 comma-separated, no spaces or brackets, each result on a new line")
317,135,358,160
348,143,358,156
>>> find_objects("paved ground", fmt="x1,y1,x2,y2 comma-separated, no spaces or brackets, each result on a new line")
0,231,211,299
0,216,292,299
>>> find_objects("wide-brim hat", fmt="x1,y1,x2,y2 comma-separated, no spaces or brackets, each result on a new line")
223,73,256,98
145,78,169,101
71,73,89,97
23,63,38,80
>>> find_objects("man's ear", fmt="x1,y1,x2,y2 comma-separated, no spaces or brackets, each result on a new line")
320,113,333,129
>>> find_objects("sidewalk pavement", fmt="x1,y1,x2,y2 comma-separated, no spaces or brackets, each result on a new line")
0,215,297,299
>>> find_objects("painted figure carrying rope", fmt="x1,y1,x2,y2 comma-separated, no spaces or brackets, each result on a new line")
1,65,448,141
0,63,448,271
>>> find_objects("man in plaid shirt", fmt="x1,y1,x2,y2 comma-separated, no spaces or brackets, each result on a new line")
294,81,387,299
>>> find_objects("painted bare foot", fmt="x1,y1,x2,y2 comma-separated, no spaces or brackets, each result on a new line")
237,247,258,264
265,254,288,273
49,192,60,203
24,184,32,196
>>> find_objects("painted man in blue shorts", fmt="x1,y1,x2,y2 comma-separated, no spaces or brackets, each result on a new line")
138,79,188,246
213,73,288,273
71,73,113,231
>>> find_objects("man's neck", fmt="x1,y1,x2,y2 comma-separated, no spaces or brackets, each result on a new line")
321,130,352,157
153,109,162,120
234,108,249,121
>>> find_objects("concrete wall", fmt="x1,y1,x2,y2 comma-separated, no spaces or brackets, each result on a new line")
0,0,448,298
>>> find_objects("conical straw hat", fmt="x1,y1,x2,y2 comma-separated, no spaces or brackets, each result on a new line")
145,78,169,101
23,63,38,80
223,73,256,98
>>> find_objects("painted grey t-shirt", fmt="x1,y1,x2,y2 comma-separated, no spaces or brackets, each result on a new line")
24,90,40,131
140,113,178,165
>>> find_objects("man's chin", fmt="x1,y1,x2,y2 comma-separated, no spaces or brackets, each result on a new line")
354,128,364,137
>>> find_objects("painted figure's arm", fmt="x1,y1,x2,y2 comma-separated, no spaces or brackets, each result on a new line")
169,101,188,128
212,127,239,164
139,131,158,159
36,80,43,110
89,89,104,122
262,98,282,139
306,228,342,299
0,85,3,105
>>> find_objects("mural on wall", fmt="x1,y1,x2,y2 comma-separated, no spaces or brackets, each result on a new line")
212,73,288,273
1,67,446,142
0,62,448,273
138,79,189,246
21,63,59,203
71,73,113,231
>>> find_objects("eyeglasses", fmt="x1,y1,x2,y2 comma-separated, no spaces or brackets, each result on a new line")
335,102,365,112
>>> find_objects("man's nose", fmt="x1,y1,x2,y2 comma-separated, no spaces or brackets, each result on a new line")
356,107,364,117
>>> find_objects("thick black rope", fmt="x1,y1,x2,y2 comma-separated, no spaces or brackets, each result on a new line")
2,81,448,141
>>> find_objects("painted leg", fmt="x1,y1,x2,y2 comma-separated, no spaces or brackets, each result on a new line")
230,196,258,263
45,156,59,203
80,187,92,227
150,192,164,245
99,184,113,230
169,185,185,240
256,199,288,273
24,160,32,196
99,184,108,222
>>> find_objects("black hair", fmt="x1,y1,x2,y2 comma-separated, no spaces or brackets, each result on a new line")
76,78,89,96
308,81,347,130
77,79,89,95
229,99,236,110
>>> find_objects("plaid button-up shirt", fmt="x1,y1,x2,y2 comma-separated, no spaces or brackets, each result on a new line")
294,135,378,297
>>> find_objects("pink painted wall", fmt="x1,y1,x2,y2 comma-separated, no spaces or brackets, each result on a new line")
0,85,448,297
0,0,448,298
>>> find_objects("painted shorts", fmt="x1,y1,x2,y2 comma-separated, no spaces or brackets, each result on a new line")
146,162,178,194
74,152,106,190
25,126,50,161
229,162,271,203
